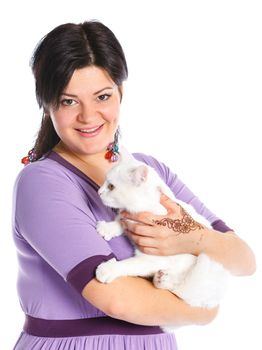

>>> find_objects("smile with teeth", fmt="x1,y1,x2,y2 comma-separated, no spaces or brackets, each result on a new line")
77,124,104,135
79,126,101,133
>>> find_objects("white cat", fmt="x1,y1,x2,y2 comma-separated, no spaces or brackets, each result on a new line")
95,149,229,327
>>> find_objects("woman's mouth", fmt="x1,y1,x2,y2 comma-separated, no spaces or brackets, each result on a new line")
76,124,104,138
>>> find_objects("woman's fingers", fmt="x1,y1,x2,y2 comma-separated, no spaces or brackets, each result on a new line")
120,194,181,227
159,193,178,214
122,218,169,243
120,211,156,226
121,219,155,237
125,230,158,249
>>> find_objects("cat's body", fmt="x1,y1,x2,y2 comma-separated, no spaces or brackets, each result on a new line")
95,149,229,330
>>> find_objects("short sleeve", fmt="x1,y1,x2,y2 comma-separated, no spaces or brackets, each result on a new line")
134,153,233,233
13,162,115,293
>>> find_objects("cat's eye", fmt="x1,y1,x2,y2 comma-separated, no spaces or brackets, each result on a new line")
108,183,115,191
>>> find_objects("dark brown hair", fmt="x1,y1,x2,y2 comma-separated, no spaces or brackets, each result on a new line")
29,20,128,161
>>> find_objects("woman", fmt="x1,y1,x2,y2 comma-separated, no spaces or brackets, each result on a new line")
13,20,256,349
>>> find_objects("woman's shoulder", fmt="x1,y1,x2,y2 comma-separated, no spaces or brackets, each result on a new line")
14,156,76,191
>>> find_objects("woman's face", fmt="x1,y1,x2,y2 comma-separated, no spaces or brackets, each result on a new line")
49,65,121,157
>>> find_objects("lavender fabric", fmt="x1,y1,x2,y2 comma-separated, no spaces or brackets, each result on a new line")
12,151,231,349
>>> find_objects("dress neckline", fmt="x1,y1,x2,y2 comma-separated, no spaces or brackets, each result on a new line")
47,151,100,191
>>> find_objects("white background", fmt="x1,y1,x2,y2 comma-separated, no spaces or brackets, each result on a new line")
0,1,261,349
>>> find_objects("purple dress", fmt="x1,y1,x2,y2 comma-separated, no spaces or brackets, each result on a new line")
12,151,231,350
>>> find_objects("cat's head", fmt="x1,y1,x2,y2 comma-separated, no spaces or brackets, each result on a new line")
98,151,161,212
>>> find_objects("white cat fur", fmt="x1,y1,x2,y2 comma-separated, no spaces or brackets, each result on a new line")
95,149,229,329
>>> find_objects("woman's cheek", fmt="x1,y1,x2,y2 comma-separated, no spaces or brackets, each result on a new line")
51,110,75,129
101,104,120,122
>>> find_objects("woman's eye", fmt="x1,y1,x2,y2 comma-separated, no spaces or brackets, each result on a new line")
60,99,77,106
97,94,111,102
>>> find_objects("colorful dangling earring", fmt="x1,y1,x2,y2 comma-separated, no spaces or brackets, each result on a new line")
21,148,37,165
105,129,120,162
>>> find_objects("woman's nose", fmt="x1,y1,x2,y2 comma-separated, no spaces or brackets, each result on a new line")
77,103,98,123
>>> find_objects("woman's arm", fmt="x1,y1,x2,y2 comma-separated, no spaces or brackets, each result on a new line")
82,276,218,327
120,194,256,276
192,228,256,276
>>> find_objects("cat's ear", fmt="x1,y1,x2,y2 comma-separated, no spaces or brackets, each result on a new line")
130,165,149,186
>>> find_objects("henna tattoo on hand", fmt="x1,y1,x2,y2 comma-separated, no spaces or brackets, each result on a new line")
153,204,204,235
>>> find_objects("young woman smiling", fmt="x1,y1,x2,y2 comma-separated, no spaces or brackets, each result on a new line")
13,20,255,350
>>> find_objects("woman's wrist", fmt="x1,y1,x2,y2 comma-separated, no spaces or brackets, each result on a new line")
194,227,256,275
190,226,216,256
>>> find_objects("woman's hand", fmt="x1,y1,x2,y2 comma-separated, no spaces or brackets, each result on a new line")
120,194,207,256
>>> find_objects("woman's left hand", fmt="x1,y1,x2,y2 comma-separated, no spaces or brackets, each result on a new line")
120,194,207,256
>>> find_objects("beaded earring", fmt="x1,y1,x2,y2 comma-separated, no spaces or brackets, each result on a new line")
21,148,37,165
105,129,120,162
21,129,121,165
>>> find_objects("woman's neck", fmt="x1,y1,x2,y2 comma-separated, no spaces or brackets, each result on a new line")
52,142,116,186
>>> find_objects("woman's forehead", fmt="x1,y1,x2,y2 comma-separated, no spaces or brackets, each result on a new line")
64,66,115,95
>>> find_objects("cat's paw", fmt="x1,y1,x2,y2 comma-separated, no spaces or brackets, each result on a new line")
96,258,120,283
153,269,174,291
96,221,115,241
96,221,123,241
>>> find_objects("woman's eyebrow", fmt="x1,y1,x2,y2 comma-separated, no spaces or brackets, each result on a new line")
61,93,78,97
61,86,114,98
93,86,114,95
